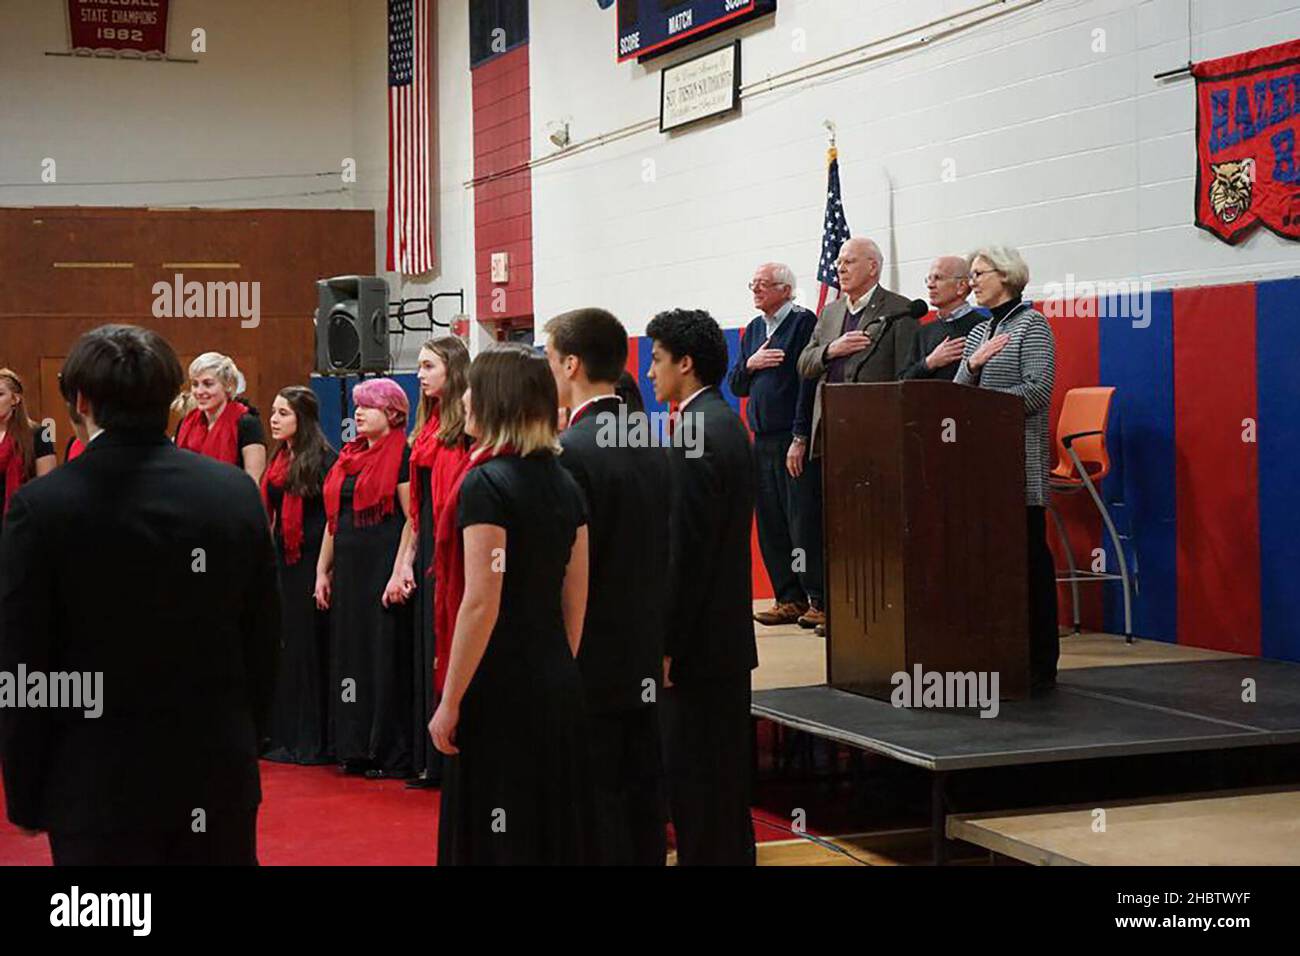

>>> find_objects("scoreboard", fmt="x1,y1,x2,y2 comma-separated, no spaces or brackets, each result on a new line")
617,0,777,62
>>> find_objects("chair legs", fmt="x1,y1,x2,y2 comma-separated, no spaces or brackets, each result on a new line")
1066,447,1134,643
1045,503,1081,634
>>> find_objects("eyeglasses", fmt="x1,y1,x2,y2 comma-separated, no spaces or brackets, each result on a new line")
748,280,789,292
968,268,1001,282
926,274,966,284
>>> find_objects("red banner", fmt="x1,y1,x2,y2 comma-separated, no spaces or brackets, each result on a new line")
67,0,169,56
1193,37,1300,244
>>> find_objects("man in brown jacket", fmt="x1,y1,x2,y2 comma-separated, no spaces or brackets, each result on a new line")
796,237,918,636
797,237,918,458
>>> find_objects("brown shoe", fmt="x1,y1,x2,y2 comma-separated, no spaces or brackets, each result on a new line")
753,601,808,626
797,606,825,630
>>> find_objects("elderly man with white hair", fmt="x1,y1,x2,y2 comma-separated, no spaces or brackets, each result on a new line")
797,237,918,454
954,243,1059,694
901,255,987,381
728,262,822,628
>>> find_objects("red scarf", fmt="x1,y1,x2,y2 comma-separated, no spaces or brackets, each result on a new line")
260,446,305,565
408,407,442,536
432,444,511,694
323,428,407,534
177,401,248,464
0,432,24,515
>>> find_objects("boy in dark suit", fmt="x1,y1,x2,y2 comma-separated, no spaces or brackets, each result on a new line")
0,324,280,865
646,308,757,866
546,307,669,865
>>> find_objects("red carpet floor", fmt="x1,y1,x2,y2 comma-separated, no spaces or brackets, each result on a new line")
1,760,797,866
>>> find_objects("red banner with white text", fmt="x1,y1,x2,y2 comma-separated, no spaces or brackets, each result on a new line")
67,0,169,56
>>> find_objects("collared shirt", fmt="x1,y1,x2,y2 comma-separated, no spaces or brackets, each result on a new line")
938,301,974,323
569,392,617,425
679,386,710,411
761,299,795,340
87,427,104,444
845,285,878,316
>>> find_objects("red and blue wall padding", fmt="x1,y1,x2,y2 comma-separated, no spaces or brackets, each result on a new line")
628,275,1300,662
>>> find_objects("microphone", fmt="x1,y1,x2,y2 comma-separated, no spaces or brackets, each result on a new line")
850,300,929,381
879,299,930,322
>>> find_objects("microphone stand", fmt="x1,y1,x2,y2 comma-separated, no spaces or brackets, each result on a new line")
850,314,901,381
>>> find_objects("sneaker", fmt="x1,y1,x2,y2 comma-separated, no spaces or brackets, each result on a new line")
797,606,825,629
753,601,808,626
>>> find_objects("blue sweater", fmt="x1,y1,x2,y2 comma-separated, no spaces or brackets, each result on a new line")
727,305,818,439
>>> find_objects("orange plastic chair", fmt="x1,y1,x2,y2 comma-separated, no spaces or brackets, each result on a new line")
1047,387,1134,642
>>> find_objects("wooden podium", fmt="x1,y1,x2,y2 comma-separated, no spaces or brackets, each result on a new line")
821,380,1029,701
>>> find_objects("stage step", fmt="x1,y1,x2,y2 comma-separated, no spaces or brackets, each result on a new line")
947,787,1300,865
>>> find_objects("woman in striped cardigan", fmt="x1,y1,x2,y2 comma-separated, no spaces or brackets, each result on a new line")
954,244,1059,693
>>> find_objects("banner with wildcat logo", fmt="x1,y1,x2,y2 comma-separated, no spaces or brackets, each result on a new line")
1193,37,1300,244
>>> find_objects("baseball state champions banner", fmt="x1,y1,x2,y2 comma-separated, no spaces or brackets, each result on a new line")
1193,37,1300,244
67,0,169,56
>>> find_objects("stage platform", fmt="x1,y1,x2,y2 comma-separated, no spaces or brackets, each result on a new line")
752,658,1300,772
947,788,1300,866
747,609,1300,863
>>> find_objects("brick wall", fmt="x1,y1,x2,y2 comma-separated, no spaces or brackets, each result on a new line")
472,44,533,329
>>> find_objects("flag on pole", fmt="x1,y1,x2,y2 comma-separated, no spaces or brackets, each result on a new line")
815,146,851,316
387,0,434,275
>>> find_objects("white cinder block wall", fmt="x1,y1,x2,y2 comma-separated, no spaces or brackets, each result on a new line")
6,1,1296,347
0,0,361,210
506,0,1300,336
0,0,463,366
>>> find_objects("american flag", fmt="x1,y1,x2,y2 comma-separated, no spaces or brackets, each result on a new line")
815,146,852,315
387,0,433,275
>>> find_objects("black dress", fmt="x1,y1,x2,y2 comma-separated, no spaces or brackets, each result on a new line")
411,463,441,784
437,453,593,865
264,449,338,765
234,409,266,460
330,445,415,776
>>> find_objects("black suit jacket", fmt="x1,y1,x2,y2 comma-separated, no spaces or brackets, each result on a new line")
559,396,670,714
899,307,987,381
664,388,757,685
0,429,280,834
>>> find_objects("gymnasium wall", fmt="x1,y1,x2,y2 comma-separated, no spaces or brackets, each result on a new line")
0,0,365,209
0,0,466,367
496,0,1300,331
396,1,1300,660
619,273,1300,662
506,2,1298,660
0,205,376,451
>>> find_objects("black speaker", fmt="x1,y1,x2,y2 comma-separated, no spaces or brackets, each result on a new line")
315,276,391,375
